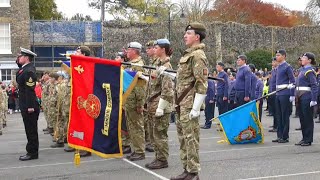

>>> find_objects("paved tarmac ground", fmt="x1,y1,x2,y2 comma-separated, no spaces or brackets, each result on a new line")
1,103,320,180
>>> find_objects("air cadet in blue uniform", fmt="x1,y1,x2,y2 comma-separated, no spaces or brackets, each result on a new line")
249,64,257,100
234,55,251,107
269,58,278,132
216,62,229,114
295,53,318,146
272,49,295,143
228,72,236,110
255,72,264,121
202,79,215,129
316,68,320,124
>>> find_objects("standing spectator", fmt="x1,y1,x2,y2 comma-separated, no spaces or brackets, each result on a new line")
7,83,17,114
201,78,215,129
12,81,20,113
255,72,264,121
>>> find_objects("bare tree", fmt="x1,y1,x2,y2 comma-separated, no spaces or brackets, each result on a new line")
305,0,320,25
180,0,214,21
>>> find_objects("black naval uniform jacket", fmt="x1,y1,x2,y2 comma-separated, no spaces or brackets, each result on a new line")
16,63,39,111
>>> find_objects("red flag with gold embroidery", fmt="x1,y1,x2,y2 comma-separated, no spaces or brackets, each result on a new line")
68,55,123,158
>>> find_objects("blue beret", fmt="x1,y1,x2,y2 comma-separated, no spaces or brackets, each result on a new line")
155,39,170,46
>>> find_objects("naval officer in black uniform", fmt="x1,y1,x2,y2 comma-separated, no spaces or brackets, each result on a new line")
16,48,40,161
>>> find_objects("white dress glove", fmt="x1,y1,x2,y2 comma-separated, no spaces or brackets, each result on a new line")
310,101,317,107
155,98,169,117
189,93,206,120
289,96,295,102
287,84,295,89
156,66,167,76
162,71,176,80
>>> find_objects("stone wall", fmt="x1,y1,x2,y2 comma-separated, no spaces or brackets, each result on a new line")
0,0,30,61
103,21,320,69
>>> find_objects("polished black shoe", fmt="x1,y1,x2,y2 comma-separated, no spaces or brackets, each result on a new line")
43,128,48,132
272,138,280,143
268,128,277,132
269,125,274,128
301,142,312,146
266,114,273,116
50,142,64,148
0,131,2,136
64,145,75,152
278,139,289,143
201,126,211,129
315,120,320,123
295,140,304,146
295,127,302,131
79,151,92,157
19,154,38,161
3,123,6,128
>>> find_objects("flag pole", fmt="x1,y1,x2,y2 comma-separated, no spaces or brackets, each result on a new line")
255,87,288,102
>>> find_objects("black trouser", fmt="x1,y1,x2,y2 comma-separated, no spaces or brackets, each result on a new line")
216,95,228,115
228,100,236,111
22,110,40,155
204,102,215,128
235,91,249,108
258,99,263,122
299,99,314,143
275,95,291,140
269,95,277,128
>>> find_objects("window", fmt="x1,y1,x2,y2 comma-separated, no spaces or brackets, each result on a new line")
0,0,10,7
1,69,12,81
0,23,11,54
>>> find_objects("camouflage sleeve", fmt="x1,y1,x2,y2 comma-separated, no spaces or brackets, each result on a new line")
134,86,146,107
0,91,3,109
192,52,208,95
160,63,174,103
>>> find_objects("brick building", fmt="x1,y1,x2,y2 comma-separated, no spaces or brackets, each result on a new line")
0,0,30,83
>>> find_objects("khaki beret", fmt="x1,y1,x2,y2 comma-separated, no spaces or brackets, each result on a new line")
145,40,155,47
49,72,59,80
185,22,206,33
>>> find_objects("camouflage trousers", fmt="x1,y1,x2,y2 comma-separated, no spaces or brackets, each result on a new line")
42,100,51,128
125,107,145,154
47,104,58,130
144,112,155,147
55,108,66,143
0,109,4,132
176,107,200,173
152,113,170,161
62,106,70,142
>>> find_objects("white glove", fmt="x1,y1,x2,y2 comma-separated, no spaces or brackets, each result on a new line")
155,98,169,117
137,72,149,81
310,101,317,107
156,66,167,76
287,84,295,89
289,96,295,102
189,93,206,120
162,71,176,80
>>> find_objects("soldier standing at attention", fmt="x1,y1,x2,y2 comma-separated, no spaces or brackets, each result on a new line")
216,62,229,115
295,53,318,146
145,40,156,153
272,49,295,143
47,73,59,137
41,72,50,133
145,39,174,169
158,22,208,180
234,55,251,107
125,42,147,161
16,48,40,161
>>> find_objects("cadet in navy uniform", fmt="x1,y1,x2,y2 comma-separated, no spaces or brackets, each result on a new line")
295,53,318,146
234,55,251,107
228,72,236,110
216,62,229,114
272,49,295,143
269,58,278,132
202,79,215,129
255,72,264,121
16,48,40,161
249,64,257,100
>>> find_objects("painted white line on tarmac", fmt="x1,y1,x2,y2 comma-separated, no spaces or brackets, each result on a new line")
236,170,320,180
0,159,112,171
123,158,169,180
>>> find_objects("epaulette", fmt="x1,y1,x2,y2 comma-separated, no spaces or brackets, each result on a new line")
304,69,316,77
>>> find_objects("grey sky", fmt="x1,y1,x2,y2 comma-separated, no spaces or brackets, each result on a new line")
55,0,310,20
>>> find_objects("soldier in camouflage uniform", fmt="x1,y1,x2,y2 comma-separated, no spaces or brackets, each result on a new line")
159,23,208,180
62,78,72,152
51,73,67,148
41,72,51,133
145,39,174,170
125,42,147,161
47,73,59,136
2,85,8,128
144,40,156,152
